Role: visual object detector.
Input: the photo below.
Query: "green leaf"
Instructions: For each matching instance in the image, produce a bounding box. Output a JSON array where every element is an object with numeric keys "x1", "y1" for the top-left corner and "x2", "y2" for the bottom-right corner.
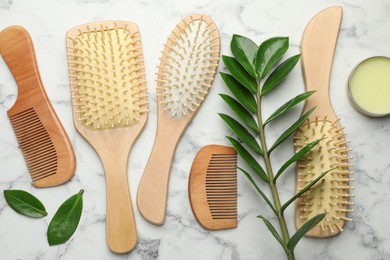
[
  {"x1": 220, "y1": 113, "x2": 262, "y2": 155},
  {"x1": 219, "y1": 94, "x2": 259, "y2": 132},
  {"x1": 238, "y1": 167, "x2": 275, "y2": 213},
  {"x1": 261, "y1": 54, "x2": 301, "y2": 96},
  {"x1": 220, "y1": 72, "x2": 257, "y2": 113},
  {"x1": 274, "y1": 139, "x2": 322, "y2": 182},
  {"x1": 264, "y1": 91, "x2": 315, "y2": 125},
  {"x1": 257, "y1": 215, "x2": 289, "y2": 253},
  {"x1": 231, "y1": 34, "x2": 258, "y2": 78},
  {"x1": 222, "y1": 55, "x2": 257, "y2": 93},
  {"x1": 3, "y1": 190, "x2": 47, "y2": 218},
  {"x1": 256, "y1": 37, "x2": 289, "y2": 79},
  {"x1": 47, "y1": 189, "x2": 84, "y2": 246},
  {"x1": 269, "y1": 107, "x2": 315, "y2": 154},
  {"x1": 287, "y1": 213, "x2": 326, "y2": 251},
  {"x1": 281, "y1": 169, "x2": 332, "y2": 212},
  {"x1": 226, "y1": 136, "x2": 268, "y2": 182}
]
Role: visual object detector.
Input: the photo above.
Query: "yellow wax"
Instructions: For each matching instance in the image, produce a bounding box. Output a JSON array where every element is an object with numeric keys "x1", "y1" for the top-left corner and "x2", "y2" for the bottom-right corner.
[{"x1": 350, "y1": 56, "x2": 390, "y2": 115}]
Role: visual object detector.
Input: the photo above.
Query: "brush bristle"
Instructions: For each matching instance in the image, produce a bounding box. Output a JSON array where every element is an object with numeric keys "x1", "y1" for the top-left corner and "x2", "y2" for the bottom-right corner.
[
  {"x1": 206, "y1": 153, "x2": 237, "y2": 220},
  {"x1": 67, "y1": 22, "x2": 148, "y2": 130},
  {"x1": 295, "y1": 116, "x2": 353, "y2": 233},
  {"x1": 157, "y1": 15, "x2": 220, "y2": 118}
]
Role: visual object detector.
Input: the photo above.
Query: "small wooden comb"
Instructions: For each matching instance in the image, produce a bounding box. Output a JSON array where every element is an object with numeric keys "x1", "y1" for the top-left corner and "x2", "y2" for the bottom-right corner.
[
  {"x1": 0, "y1": 26, "x2": 76, "y2": 188},
  {"x1": 189, "y1": 145, "x2": 237, "y2": 230}
]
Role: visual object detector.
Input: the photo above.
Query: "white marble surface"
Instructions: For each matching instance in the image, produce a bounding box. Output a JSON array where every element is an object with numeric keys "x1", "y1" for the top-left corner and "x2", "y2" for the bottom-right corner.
[{"x1": 0, "y1": 0, "x2": 389, "y2": 259}]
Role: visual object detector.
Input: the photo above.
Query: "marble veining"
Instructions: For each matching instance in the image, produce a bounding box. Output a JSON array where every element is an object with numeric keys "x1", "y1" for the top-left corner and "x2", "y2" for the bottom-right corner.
[{"x1": 1, "y1": 0, "x2": 390, "y2": 259}]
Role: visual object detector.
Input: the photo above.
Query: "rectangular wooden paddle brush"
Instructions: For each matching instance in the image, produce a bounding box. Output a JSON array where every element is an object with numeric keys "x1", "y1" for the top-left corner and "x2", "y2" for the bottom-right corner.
[
  {"x1": 66, "y1": 21, "x2": 148, "y2": 253},
  {"x1": 0, "y1": 26, "x2": 76, "y2": 188}
]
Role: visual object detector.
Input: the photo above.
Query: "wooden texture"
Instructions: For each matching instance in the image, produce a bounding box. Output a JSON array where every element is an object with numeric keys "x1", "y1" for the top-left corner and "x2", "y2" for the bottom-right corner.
[
  {"x1": 294, "y1": 6, "x2": 353, "y2": 238},
  {"x1": 67, "y1": 21, "x2": 148, "y2": 253},
  {"x1": 137, "y1": 14, "x2": 221, "y2": 225},
  {"x1": 0, "y1": 26, "x2": 76, "y2": 188},
  {"x1": 188, "y1": 145, "x2": 237, "y2": 230},
  {"x1": 300, "y1": 6, "x2": 342, "y2": 122}
]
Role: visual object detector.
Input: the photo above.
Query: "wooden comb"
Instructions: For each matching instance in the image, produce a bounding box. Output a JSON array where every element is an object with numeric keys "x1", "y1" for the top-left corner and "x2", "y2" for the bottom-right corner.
[
  {"x1": 137, "y1": 14, "x2": 221, "y2": 225},
  {"x1": 66, "y1": 21, "x2": 148, "y2": 253},
  {"x1": 0, "y1": 26, "x2": 76, "y2": 188},
  {"x1": 189, "y1": 145, "x2": 237, "y2": 230},
  {"x1": 294, "y1": 6, "x2": 353, "y2": 237}
]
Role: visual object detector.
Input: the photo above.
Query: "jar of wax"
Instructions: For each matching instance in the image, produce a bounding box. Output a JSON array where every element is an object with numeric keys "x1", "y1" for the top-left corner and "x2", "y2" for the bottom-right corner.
[{"x1": 348, "y1": 56, "x2": 390, "y2": 117}]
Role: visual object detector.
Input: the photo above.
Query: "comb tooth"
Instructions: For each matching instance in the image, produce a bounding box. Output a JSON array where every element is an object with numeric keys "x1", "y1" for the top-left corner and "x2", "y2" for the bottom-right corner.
[
  {"x1": 24, "y1": 147, "x2": 56, "y2": 163},
  {"x1": 22, "y1": 139, "x2": 55, "y2": 156},
  {"x1": 204, "y1": 149, "x2": 237, "y2": 221},
  {"x1": 30, "y1": 162, "x2": 57, "y2": 177},
  {"x1": 26, "y1": 153, "x2": 57, "y2": 170},
  {"x1": 9, "y1": 108, "x2": 58, "y2": 183}
]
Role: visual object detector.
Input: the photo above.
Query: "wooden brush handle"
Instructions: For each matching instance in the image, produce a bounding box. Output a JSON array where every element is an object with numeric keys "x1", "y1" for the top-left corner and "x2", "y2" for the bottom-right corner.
[
  {"x1": 300, "y1": 6, "x2": 342, "y2": 119},
  {"x1": 137, "y1": 127, "x2": 180, "y2": 225},
  {"x1": 100, "y1": 152, "x2": 137, "y2": 253}
]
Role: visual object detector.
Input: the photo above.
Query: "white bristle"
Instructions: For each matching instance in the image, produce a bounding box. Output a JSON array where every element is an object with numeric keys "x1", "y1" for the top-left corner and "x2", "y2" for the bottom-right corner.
[{"x1": 156, "y1": 15, "x2": 220, "y2": 119}]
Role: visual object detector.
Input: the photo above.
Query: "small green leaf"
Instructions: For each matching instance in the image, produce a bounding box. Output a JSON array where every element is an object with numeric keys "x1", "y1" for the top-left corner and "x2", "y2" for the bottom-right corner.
[
  {"x1": 220, "y1": 72, "x2": 257, "y2": 113},
  {"x1": 274, "y1": 139, "x2": 322, "y2": 182},
  {"x1": 226, "y1": 136, "x2": 268, "y2": 182},
  {"x1": 269, "y1": 107, "x2": 315, "y2": 154},
  {"x1": 239, "y1": 167, "x2": 275, "y2": 213},
  {"x1": 287, "y1": 213, "x2": 326, "y2": 251},
  {"x1": 261, "y1": 54, "x2": 301, "y2": 96},
  {"x1": 219, "y1": 94, "x2": 259, "y2": 132},
  {"x1": 3, "y1": 190, "x2": 47, "y2": 218},
  {"x1": 257, "y1": 215, "x2": 289, "y2": 253},
  {"x1": 281, "y1": 169, "x2": 332, "y2": 212},
  {"x1": 264, "y1": 91, "x2": 315, "y2": 125},
  {"x1": 256, "y1": 37, "x2": 289, "y2": 79},
  {"x1": 47, "y1": 189, "x2": 84, "y2": 246},
  {"x1": 222, "y1": 55, "x2": 257, "y2": 93},
  {"x1": 220, "y1": 113, "x2": 262, "y2": 155},
  {"x1": 231, "y1": 34, "x2": 258, "y2": 78}
]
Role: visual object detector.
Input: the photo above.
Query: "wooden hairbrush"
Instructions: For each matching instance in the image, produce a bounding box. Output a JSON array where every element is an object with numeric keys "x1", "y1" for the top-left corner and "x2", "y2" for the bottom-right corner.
[
  {"x1": 137, "y1": 14, "x2": 221, "y2": 225},
  {"x1": 189, "y1": 145, "x2": 237, "y2": 230},
  {"x1": 294, "y1": 6, "x2": 353, "y2": 238},
  {"x1": 66, "y1": 21, "x2": 148, "y2": 253},
  {"x1": 0, "y1": 26, "x2": 76, "y2": 188}
]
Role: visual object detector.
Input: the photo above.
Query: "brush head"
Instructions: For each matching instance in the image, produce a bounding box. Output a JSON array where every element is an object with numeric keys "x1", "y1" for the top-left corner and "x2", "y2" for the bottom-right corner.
[
  {"x1": 189, "y1": 145, "x2": 237, "y2": 230},
  {"x1": 157, "y1": 14, "x2": 220, "y2": 119},
  {"x1": 295, "y1": 116, "x2": 353, "y2": 237},
  {"x1": 67, "y1": 21, "x2": 148, "y2": 131}
]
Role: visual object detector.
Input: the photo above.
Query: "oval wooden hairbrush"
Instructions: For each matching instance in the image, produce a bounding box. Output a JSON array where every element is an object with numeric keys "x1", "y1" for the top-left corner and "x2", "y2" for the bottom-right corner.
[
  {"x1": 137, "y1": 14, "x2": 221, "y2": 225},
  {"x1": 66, "y1": 21, "x2": 148, "y2": 253},
  {"x1": 0, "y1": 26, "x2": 76, "y2": 188},
  {"x1": 294, "y1": 7, "x2": 353, "y2": 238}
]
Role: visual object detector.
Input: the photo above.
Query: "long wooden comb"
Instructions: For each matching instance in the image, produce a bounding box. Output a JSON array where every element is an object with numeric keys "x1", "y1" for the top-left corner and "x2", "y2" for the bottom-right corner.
[
  {"x1": 0, "y1": 26, "x2": 76, "y2": 187},
  {"x1": 189, "y1": 145, "x2": 237, "y2": 230}
]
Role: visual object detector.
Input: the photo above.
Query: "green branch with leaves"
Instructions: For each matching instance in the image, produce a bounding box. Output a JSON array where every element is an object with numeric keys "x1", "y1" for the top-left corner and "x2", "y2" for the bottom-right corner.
[{"x1": 219, "y1": 35, "x2": 330, "y2": 260}]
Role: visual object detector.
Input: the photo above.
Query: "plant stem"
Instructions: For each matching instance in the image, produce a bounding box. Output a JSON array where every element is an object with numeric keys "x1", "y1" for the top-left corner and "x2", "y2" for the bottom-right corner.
[{"x1": 256, "y1": 81, "x2": 295, "y2": 260}]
